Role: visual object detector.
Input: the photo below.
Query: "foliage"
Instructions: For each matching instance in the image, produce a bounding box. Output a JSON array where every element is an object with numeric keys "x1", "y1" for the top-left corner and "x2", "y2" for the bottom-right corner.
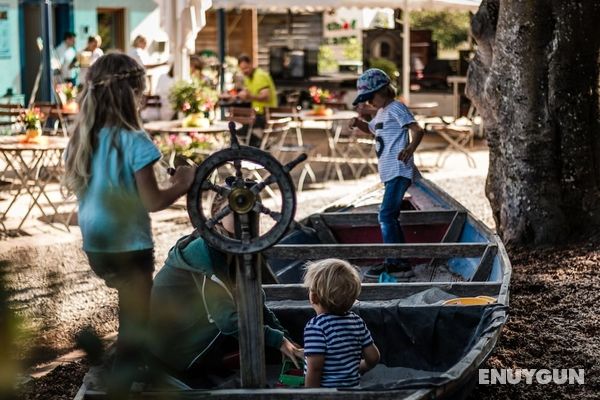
[
  {"x1": 410, "y1": 11, "x2": 471, "y2": 49},
  {"x1": 168, "y1": 79, "x2": 218, "y2": 116},
  {"x1": 55, "y1": 83, "x2": 78, "y2": 102},
  {"x1": 309, "y1": 86, "x2": 332, "y2": 104},
  {"x1": 342, "y1": 37, "x2": 362, "y2": 61},
  {"x1": 153, "y1": 132, "x2": 215, "y2": 165},
  {"x1": 19, "y1": 108, "x2": 44, "y2": 130},
  {"x1": 369, "y1": 58, "x2": 399, "y2": 80},
  {"x1": 318, "y1": 45, "x2": 338, "y2": 74}
]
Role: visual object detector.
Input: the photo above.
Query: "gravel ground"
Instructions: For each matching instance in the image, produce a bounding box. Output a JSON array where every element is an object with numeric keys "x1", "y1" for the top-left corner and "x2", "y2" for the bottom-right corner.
[{"x1": 10, "y1": 159, "x2": 600, "y2": 399}]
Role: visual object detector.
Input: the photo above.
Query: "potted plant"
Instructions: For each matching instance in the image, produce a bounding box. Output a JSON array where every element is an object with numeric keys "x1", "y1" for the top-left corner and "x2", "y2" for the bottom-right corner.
[
  {"x1": 309, "y1": 86, "x2": 333, "y2": 116},
  {"x1": 56, "y1": 83, "x2": 79, "y2": 113},
  {"x1": 19, "y1": 108, "x2": 45, "y2": 143},
  {"x1": 154, "y1": 132, "x2": 215, "y2": 166},
  {"x1": 169, "y1": 79, "x2": 218, "y2": 128}
]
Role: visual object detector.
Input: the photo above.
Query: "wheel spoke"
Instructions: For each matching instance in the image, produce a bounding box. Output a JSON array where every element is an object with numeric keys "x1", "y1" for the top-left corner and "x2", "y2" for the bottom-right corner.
[
  {"x1": 251, "y1": 174, "x2": 277, "y2": 195},
  {"x1": 233, "y1": 159, "x2": 243, "y2": 179},
  {"x1": 254, "y1": 202, "x2": 282, "y2": 223},
  {"x1": 202, "y1": 181, "x2": 231, "y2": 197},
  {"x1": 206, "y1": 205, "x2": 232, "y2": 229}
]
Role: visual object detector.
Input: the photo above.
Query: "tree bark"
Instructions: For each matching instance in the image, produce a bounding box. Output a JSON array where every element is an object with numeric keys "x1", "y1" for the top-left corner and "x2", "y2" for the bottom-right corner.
[{"x1": 467, "y1": 0, "x2": 600, "y2": 245}]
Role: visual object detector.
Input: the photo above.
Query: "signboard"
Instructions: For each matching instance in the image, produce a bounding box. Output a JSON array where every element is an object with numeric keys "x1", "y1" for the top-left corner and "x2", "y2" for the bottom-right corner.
[{"x1": 0, "y1": 4, "x2": 9, "y2": 59}]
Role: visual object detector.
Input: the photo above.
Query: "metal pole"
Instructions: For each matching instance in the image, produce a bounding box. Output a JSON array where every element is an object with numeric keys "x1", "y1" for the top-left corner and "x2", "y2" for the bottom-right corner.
[
  {"x1": 402, "y1": 0, "x2": 410, "y2": 103},
  {"x1": 40, "y1": 0, "x2": 54, "y2": 103},
  {"x1": 218, "y1": 8, "x2": 226, "y2": 120}
]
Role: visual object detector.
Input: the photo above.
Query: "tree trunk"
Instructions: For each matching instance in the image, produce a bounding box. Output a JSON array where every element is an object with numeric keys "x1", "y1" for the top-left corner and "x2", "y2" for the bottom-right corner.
[{"x1": 467, "y1": 0, "x2": 600, "y2": 245}]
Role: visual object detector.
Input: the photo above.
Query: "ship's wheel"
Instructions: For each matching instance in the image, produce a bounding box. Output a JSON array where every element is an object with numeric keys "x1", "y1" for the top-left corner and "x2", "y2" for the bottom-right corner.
[{"x1": 187, "y1": 121, "x2": 306, "y2": 254}]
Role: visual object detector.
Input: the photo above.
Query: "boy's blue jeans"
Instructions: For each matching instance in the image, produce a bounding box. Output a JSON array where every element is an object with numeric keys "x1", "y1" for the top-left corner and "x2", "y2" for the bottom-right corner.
[{"x1": 379, "y1": 176, "x2": 411, "y2": 266}]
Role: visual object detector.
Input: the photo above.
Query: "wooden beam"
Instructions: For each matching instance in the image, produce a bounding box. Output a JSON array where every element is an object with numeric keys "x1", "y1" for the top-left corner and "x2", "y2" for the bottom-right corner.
[
  {"x1": 264, "y1": 243, "x2": 488, "y2": 259},
  {"x1": 265, "y1": 282, "x2": 502, "y2": 302},
  {"x1": 319, "y1": 210, "x2": 457, "y2": 227},
  {"x1": 429, "y1": 211, "x2": 467, "y2": 275},
  {"x1": 470, "y1": 245, "x2": 498, "y2": 282}
]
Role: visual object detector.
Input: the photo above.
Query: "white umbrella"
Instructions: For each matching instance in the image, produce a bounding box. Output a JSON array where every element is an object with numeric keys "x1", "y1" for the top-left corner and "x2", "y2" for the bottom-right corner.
[{"x1": 156, "y1": 0, "x2": 213, "y2": 80}]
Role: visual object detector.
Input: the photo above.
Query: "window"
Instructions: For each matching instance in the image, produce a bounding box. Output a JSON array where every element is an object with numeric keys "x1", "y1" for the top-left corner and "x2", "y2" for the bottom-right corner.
[{"x1": 97, "y1": 8, "x2": 125, "y2": 51}]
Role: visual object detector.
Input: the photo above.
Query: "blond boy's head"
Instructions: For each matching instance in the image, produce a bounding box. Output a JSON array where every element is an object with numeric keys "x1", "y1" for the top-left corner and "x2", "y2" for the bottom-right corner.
[{"x1": 303, "y1": 259, "x2": 361, "y2": 315}]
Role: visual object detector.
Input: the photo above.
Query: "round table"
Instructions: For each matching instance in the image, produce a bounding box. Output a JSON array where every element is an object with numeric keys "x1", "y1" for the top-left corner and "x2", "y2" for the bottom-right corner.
[{"x1": 143, "y1": 119, "x2": 233, "y2": 135}]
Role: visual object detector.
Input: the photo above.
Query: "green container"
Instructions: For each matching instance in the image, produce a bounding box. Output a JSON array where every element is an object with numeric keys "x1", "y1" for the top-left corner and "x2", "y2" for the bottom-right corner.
[{"x1": 278, "y1": 358, "x2": 305, "y2": 387}]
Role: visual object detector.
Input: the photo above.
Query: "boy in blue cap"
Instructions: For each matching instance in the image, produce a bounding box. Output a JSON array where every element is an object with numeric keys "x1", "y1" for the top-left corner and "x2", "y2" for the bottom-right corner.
[{"x1": 349, "y1": 69, "x2": 425, "y2": 280}]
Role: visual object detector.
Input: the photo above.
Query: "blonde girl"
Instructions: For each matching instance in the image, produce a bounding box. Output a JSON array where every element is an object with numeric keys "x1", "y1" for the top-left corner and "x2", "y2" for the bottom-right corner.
[{"x1": 64, "y1": 52, "x2": 195, "y2": 394}]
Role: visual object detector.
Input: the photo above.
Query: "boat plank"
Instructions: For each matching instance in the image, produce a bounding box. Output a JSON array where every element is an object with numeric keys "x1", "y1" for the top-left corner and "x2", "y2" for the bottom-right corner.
[
  {"x1": 264, "y1": 243, "x2": 488, "y2": 259},
  {"x1": 470, "y1": 245, "x2": 498, "y2": 282},
  {"x1": 319, "y1": 210, "x2": 457, "y2": 227},
  {"x1": 264, "y1": 282, "x2": 502, "y2": 301},
  {"x1": 84, "y1": 388, "x2": 429, "y2": 399}
]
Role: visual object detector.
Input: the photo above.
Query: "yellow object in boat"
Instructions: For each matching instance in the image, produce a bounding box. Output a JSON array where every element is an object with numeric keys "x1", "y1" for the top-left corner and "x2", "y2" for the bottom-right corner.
[{"x1": 442, "y1": 296, "x2": 496, "y2": 306}]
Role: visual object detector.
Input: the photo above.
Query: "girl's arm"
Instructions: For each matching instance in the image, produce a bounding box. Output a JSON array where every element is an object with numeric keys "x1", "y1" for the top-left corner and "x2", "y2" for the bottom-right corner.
[
  {"x1": 135, "y1": 164, "x2": 196, "y2": 212},
  {"x1": 305, "y1": 355, "x2": 325, "y2": 387},
  {"x1": 359, "y1": 343, "x2": 380, "y2": 374},
  {"x1": 398, "y1": 122, "x2": 425, "y2": 162}
]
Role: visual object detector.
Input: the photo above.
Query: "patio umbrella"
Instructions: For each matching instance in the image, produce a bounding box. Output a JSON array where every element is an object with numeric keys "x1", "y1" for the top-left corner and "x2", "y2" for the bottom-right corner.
[
  {"x1": 155, "y1": 0, "x2": 213, "y2": 80},
  {"x1": 210, "y1": 0, "x2": 481, "y2": 102}
]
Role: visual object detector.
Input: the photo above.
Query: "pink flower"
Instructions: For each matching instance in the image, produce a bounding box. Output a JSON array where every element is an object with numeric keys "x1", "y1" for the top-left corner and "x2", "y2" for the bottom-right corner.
[
  {"x1": 174, "y1": 134, "x2": 192, "y2": 148},
  {"x1": 182, "y1": 102, "x2": 191, "y2": 112}
]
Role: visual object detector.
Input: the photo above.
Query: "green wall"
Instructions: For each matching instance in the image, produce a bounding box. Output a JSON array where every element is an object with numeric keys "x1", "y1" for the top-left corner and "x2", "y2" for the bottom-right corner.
[
  {"x1": 0, "y1": 0, "x2": 22, "y2": 98},
  {"x1": 73, "y1": 0, "x2": 158, "y2": 51}
]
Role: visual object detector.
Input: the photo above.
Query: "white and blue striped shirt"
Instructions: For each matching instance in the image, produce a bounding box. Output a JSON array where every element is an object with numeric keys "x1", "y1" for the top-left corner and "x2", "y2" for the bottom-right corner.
[
  {"x1": 368, "y1": 101, "x2": 417, "y2": 183},
  {"x1": 303, "y1": 312, "x2": 374, "y2": 387}
]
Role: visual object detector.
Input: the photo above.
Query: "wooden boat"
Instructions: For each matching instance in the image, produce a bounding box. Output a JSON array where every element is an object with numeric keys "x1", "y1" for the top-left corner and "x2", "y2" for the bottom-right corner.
[{"x1": 81, "y1": 177, "x2": 510, "y2": 399}]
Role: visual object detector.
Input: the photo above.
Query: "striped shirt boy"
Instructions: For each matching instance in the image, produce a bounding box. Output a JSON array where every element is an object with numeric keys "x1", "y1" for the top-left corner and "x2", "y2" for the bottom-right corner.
[
  {"x1": 303, "y1": 312, "x2": 374, "y2": 387},
  {"x1": 368, "y1": 100, "x2": 417, "y2": 183}
]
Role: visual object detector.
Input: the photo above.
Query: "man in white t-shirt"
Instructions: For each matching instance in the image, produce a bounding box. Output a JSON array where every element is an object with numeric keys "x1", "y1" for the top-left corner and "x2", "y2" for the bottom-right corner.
[{"x1": 53, "y1": 32, "x2": 77, "y2": 83}]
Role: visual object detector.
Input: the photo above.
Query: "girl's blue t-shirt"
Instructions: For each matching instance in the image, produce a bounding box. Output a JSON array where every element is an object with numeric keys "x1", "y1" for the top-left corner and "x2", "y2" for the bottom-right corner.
[{"x1": 78, "y1": 127, "x2": 161, "y2": 253}]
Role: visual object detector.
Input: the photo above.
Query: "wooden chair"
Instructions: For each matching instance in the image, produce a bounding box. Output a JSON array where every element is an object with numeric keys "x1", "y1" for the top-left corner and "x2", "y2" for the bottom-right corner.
[{"x1": 228, "y1": 107, "x2": 256, "y2": 145}]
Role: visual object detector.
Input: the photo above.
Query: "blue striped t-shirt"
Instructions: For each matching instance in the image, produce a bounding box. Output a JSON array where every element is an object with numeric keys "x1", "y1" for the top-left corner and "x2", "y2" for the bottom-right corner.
[
  {"x1": 368, "y1": 101, "x2": 417, "y2": 183},
  {"x1": 303, "y1": 312, "x2": 374, "y2": 387}
]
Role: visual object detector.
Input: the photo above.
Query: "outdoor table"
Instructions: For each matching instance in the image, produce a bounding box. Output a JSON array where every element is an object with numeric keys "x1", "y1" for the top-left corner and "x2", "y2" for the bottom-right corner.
[
  {"x1": 408, "y1": 101, "x2": 439, "y2": 115},
  {"x1": 143, "y1": 119, "x2": 233, "y2": 135},
  {"x1": 0, "y1": 136, "x2": 69, "y2": 232}
]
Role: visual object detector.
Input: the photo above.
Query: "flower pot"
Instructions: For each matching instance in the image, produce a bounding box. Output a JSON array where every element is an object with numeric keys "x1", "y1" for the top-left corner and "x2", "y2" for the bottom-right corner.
[
  {"x1": 25, "y1": 127, "x2": 42, "y2": 141},
  {"x1": 312, "y1": 105, "x2": 332, "y2": 116},
  {"x1": 182, "y1": 113, "x2": 210, "y2": 128}
]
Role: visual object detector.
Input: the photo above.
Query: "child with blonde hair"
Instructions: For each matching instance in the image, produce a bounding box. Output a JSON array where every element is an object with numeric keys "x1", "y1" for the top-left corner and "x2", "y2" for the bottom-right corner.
[
  {"x1": 303, "y1": 259, "x2": 380, "y2": 388},
  {"x1": 64, "y1": 52, "x2": 195, "y2": 394}
]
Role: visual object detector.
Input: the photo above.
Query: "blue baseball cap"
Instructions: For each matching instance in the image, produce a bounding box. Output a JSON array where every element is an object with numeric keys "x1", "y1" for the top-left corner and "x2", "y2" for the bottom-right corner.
[{"x1": 353, "y1": 68, "x2": 391, "y2": 106}]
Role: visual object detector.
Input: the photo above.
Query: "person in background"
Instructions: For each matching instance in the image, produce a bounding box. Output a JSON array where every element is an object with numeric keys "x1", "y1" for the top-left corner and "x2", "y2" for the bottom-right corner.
[
  {"x1": 349, "y1": 69, "x2": 425, "y2": 281},
  {"x1": 128, "y1": 35, "x2": 167, "y2": 70},
  {"x1": 54, "y1": 32, "x2": 77, "y2": 84},
  {"x1": 78, "y1": 35, "x2": 104, "y2": 83},
  {"x1": 237, "y1": 54, "x2": 277, "y2": 128},
  {"x1": 303, "y1": 258, "x2": 380, "y2": 388},
  {"x1": 154, "y1": 64, "x2": 176, "y2": 120},
  {"x1": 63, "y1": 53, "x2": 196, "y2": 397}
]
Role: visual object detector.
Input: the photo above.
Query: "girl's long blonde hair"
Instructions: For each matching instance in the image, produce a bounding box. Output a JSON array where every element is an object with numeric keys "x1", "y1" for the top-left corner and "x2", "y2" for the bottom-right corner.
[{"x1": 64, "y1": 52, "x2": 146, "y2": 195}]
